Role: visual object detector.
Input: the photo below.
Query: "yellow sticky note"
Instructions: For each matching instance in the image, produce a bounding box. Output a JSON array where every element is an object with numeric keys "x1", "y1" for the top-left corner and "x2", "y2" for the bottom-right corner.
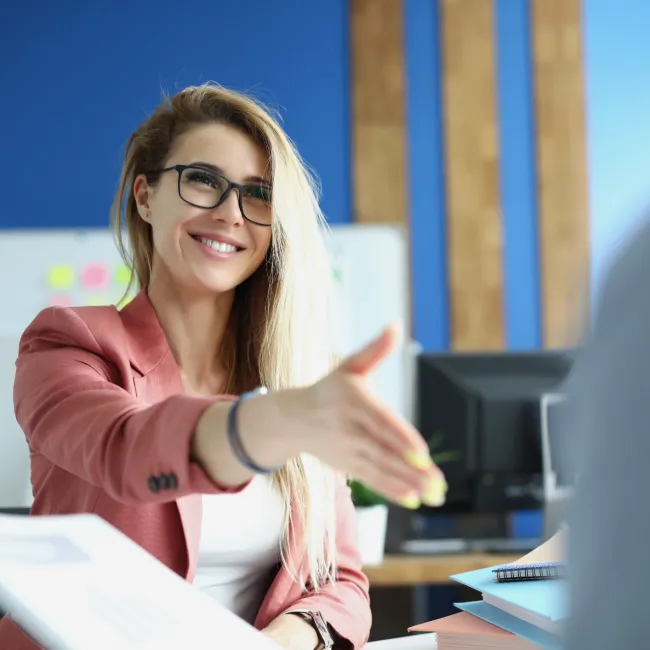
[
  {"x1": 48, "y1": 265, "x2": 75, "y2": 289},
  {"x1": 115, "y1": 264, "x2": 132, "y2": 287}
]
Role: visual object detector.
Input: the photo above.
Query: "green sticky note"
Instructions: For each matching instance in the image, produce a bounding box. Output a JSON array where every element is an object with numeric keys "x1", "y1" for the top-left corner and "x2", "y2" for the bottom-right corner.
[
  {"x1": 48, "y1": 265, "x2": 75, "y2": 289},
  {"x1": 115, "y1": 264, "x2": 132, "y2": 286}
]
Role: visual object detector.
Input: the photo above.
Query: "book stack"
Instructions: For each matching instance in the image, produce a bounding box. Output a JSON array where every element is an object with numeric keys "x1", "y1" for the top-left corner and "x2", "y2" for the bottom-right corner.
[{"x1": 408, "y1": 533, "x2": 567, "y2": 649}]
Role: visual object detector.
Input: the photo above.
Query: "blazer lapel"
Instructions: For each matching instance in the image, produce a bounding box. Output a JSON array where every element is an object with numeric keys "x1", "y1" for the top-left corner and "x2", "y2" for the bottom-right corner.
[{"x1": 118, "y1": 290, "x2": 203, "y2": 580}]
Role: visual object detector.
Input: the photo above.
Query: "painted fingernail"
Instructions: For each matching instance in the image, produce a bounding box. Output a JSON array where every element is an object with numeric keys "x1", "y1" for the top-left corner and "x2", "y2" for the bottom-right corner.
[
  {"x1": 398, "y1": 492, "x2": 421, "y2": 509},
  {"x1": 404, "y1": 449, "x2": 433, "y2": 471},
  {"x1": 422, "y1": 476, "x2": 447, "y2": 507}
]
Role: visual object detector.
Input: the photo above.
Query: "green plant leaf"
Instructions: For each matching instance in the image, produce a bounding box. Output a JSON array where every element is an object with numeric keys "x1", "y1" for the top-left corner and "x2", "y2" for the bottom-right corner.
[{"x1": 348, "y1": 480, "x2": 387, "y2": 507}]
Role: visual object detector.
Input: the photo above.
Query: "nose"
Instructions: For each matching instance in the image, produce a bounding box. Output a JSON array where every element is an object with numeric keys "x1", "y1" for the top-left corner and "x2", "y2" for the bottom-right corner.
[{"x1": 212, "y1": 187, "x2": 244, "y2": 226}]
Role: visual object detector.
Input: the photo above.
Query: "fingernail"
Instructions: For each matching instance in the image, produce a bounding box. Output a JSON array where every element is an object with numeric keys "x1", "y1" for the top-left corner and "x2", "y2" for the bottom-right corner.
[
  {"x1": 404, "y1": 449, "x2": 433, "y2": 471},
  {"x1": 398, "y1": 492, "x2": 421, "y2": 509},
  {"x1": 422, "y1": 476, "x2": 447, "y2": 507}
]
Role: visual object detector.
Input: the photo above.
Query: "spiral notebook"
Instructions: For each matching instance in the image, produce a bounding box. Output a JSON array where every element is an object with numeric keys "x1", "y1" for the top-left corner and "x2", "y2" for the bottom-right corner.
[{"x1": 492, "y1": 561, "x2": 566, "y2": 583}]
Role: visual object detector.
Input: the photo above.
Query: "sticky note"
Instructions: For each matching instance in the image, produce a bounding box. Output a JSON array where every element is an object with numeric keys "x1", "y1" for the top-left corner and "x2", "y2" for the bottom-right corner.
[
  {"x1": 81, "y1": 263, "x2": 109, "y2": 290},
  {"x1": 84, "y1": 294, "x2": 109, "y2": 306},
  {"x1": 48, "y1": 265, "x2": 75, "y2": 289},
  {"x1": 115, "y1": 264, "x2": 132, "y2": 287},
  {"x1": 48, "y1": 294, "x2": 72, "y2": 307}
]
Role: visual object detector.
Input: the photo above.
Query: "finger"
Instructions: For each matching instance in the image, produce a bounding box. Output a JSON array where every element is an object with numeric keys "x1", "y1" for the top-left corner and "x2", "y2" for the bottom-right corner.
[
  {"x1": 354, "y1": 435, "x2": 428, "y2": 495},
  {"x1": 351, "y1": 465, "x2": 418, "y2": 507},
  {"x1": 338, "y1": 322, "x2": 402, "y2": 376},
  {"x1": 353, "y1": 388, "x2": 436, "y2": 466},
  {"x1": 351, "y1": 406, "x2": 433, "y2": 483}
]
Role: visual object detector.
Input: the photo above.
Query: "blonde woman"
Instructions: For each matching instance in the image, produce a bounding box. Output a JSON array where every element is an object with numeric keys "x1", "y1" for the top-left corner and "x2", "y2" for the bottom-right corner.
[{"x1": 0, "y1": 84, "x2": 446, "y2": 650}]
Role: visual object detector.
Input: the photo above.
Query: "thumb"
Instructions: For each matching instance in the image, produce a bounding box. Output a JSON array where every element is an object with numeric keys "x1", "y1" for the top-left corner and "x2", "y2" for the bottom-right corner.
[{"x1": 339, "y1": 322, "x2": 403, "y2": 375}]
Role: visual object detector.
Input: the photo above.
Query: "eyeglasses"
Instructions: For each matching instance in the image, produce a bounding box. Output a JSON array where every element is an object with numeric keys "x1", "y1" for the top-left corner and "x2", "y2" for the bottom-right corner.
[{"x1": 148, "y1": 164, "x2": 273, "y2": 227}]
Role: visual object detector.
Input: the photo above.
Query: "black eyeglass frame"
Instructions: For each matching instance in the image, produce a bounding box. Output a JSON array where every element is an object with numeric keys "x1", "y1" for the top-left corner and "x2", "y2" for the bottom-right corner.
[{"x1": 148, "y1": 164, "x2": 273, "y2": 227}]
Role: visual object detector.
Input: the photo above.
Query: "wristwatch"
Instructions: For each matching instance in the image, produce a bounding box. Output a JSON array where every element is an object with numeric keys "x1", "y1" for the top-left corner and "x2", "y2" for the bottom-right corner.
[{"x1": 287, "y1": 610, "x2": 334, "y2": 649}]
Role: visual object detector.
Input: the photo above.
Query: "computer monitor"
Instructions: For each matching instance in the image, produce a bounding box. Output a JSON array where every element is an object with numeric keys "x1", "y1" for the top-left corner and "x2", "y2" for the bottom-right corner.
[{"x1": 415, "y1": 350, "x2": 575, "y2": 513}]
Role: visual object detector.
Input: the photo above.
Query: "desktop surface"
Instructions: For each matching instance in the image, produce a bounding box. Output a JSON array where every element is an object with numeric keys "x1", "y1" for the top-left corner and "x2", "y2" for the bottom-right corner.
[{"x1": 364, "y1": 633, "x2": 436, "y2": 649}]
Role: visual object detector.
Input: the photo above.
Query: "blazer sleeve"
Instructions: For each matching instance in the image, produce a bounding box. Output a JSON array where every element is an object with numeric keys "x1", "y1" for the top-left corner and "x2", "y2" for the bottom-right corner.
[
  {"x1": 13, "y1": 306, "x2": 248, "y2": 504},
  {"x1": 282, "y1": 480, "x2": 371, "y2": 650}
]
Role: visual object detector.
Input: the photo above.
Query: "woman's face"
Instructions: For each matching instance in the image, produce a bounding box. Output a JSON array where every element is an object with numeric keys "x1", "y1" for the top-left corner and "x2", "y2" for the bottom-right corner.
[{"x1": 134, "y1": 123, "x2": 273, "y2": 296}]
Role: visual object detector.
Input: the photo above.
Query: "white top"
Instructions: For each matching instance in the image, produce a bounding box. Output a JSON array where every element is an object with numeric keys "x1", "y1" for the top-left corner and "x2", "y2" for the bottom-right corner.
[{"x1": 193, "y1": 476, "x2": 286, "y2": 624}]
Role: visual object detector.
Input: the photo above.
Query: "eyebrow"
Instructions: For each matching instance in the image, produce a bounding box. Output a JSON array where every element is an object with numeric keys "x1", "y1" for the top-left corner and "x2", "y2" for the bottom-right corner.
[{"x1": 190, "y1": 161, "x2": 271, "y2": 186}]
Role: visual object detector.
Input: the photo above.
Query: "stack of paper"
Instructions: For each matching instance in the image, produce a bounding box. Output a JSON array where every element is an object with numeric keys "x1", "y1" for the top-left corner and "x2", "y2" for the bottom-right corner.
[
  {"x1": 410, "y1": 611, "x2": 538, "y2": 649},
  {"x1": 409, "y1": 533, "x2": 567, "y2": 649},
  {"x1": 0, "y1": 514, "x2": 280, "y2": 650}
]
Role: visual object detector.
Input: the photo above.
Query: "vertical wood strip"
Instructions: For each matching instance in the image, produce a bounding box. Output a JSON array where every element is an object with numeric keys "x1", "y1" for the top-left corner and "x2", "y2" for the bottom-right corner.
[
  {"x1": 441, "y1": 0, "x2": 504, "y2": 350},
  {"x1": 350, "y1": 0, "x2": 408, "y2": 224},
  {"x1": 531, "y1": 0, "x2": 589, "y2": 347}
]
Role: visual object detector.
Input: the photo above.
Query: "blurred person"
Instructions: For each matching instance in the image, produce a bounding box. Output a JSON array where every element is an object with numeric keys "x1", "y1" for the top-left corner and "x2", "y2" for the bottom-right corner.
[
  {"x1": 0, "y1": 83, "x2": 447, "y2": 650},
  {"x1": 563, "y1": 218, "x2": 650, "y2": 649}
]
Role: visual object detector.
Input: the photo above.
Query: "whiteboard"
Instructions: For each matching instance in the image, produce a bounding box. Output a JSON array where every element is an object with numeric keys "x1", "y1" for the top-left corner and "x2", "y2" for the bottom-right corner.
[{"x1": 0, "y1": 224, "x2": 410, "y2": 507}]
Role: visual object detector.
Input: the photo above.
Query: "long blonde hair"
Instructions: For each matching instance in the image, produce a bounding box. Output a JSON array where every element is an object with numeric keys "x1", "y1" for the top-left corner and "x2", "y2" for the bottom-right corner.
[{"x1": 110, "y1": 83, "x2": 339, "y2": 590}]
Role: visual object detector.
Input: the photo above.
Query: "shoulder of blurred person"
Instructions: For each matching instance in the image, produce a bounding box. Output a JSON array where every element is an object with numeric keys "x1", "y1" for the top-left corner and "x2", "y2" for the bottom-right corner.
[{"x1": 564, "y1": 216, "x2": 650, "y2": 650}]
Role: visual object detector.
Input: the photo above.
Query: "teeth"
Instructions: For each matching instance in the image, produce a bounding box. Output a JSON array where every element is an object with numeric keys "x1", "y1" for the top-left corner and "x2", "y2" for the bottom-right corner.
[{"x1": 198, "y1": 237, "x2": 238, "y2": 253}]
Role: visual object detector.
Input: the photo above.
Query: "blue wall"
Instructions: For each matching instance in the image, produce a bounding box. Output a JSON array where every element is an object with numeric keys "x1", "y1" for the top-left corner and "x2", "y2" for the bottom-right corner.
[
  {"x1": 583, "y1": 1, "x2": 650, "y2": 298},
  {"x1": 4, "y1": 1, "x2": 648, "y2": 329},
  {"x1": 405, "y1": 0, "x2": 650, "y2": 351},
  {"x1": 0, "y1": 1, "x2": 351, "y2": 228},
  {"x1": 405, "y1": 0, "x2": 541, "y2": 352}
]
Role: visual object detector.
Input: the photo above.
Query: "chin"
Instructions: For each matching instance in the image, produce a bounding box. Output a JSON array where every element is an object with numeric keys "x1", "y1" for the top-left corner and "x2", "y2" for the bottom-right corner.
[{"x1": 194, "y1": 275, "x2": 242, "y2": 296}]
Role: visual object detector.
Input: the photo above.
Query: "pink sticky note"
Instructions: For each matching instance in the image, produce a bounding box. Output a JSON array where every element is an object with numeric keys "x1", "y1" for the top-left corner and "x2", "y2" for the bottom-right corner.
[
  {"x1": 48, "y1": 294, "x2": 72, "y2": 307},
  {"x1": 81, "y1": 263, "x2": 109, "y2": 290}
]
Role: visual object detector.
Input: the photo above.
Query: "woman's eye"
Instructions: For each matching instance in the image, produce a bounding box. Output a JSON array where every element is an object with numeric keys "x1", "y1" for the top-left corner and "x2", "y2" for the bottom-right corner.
[
  {"x1": 187, "y1": 172, "x2": 216, "y2": 187},
  {"x1": 245, "y1": 185, "x2": 271, "y2": 202}
]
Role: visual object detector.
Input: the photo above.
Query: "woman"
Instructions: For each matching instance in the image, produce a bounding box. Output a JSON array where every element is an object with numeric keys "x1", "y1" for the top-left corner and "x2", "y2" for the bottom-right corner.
[{"x1": 0, "y1": 84, "x2": 446, "y2": 649}]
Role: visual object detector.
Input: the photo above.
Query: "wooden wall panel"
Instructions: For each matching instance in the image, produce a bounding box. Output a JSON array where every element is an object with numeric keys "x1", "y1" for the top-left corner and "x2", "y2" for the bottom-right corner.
[
  {"x1": 531, "y1": 0, "x2": 589, "y2": 347},
  {"x1": 441, "y1": 0, "x2": 504, "y2": 350},
  {"x1": 350, "y1": 0, "x2": 408, "y2": 224}
]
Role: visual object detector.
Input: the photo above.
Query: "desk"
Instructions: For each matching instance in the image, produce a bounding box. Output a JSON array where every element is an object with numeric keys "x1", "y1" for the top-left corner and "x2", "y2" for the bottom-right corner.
[
  {"x1": 364, "y1": 554, "x2": 520, "y2": 586},
  {"x1": 365, "y1": 633, "x2": 436, "y2": 649}
]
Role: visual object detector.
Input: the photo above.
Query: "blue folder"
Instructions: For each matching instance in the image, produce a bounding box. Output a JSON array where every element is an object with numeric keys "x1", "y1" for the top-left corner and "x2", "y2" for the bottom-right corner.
[
  {"x1": 454, "y1": 601, "x2": 563, "y2": 649},
  {"x1": 450, "y1": 566, "x2": 567, "y2": 624}
]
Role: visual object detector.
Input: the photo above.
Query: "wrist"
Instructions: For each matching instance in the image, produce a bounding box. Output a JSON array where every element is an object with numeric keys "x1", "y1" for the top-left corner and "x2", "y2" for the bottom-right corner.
[
  {"x1": 237, "y1": 388, "x2": 303, "y2": 464},
  {"x1": 282, "y1": 613, "x2": 321, "y2": 650}
]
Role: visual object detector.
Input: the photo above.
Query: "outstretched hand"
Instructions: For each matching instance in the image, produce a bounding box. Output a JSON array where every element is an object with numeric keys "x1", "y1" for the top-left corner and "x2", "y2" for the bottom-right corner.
[{"x1": 291, "y1": 323, "x2": 447, "y2": 508}]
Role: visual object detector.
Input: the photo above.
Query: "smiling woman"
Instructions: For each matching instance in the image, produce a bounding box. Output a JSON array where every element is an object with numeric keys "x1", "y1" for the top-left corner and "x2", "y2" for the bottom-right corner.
[
  {"x1": 0, "y1": 83, "x2": 447, "y2": 650},
  {"x1": 129, "y1": 122, "x2": 274, "y2": 298}
]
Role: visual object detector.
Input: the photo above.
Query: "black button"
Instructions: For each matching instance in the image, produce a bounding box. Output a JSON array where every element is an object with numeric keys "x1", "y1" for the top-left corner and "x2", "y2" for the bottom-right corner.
[
  {"x1": 166, "y1": 472, "x2": 178, "y2": 490},
  {"x1": 147, "y1": 476, "x2": 160, "y2": 493}
]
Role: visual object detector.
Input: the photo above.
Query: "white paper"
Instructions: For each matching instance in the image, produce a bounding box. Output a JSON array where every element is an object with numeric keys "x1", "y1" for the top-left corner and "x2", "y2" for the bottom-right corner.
[{"x1": 0, "y1": 514, "x2": 280, "y2": 650}]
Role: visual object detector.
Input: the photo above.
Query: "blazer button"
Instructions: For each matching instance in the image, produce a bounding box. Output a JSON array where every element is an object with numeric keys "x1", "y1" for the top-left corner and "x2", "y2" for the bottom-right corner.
[
  {"x1": 166, "y1": 472, "x2": 178, "y2": 490},
  {"x1": 147, "y1": 476, "x2": 160, "y2": 493}
]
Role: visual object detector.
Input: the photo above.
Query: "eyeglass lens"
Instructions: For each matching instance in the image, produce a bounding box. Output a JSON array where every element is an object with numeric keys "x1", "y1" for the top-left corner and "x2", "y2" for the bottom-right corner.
[{"x1": 179, "y1": 167, "x2": 272, "y2": 225}]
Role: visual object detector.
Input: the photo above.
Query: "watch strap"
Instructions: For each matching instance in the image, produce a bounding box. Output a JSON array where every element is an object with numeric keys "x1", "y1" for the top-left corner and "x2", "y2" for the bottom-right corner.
[{"x1": 286, "y1": 610, "x2": 334, "y2": 649}]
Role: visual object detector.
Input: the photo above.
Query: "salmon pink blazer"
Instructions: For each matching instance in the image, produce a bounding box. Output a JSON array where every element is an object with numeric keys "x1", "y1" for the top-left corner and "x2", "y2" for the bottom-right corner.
[{"x1": 0, "y1": 291, "x2": 371, "y2": 649}]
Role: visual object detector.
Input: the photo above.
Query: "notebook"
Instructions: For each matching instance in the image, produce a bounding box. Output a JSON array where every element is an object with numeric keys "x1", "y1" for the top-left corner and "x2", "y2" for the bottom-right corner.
[
  {"x1": 491, "y1": 561, "x2": 566, "y2": 583},
  {"x1": 450, "y1": 566, "x2": 567, "y2": 636},
  {"x1": 409, "y1": 611, "x2": 538, "y2": 649},
  {"x1": 0, "y1": 514, "x2": 278, "y2": 650}
]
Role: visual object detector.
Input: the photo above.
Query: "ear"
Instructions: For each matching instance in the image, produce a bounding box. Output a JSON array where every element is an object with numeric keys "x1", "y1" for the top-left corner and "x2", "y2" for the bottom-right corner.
[{"x1": 133, "y1": 174, "x2": 153, "y2": 223}]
